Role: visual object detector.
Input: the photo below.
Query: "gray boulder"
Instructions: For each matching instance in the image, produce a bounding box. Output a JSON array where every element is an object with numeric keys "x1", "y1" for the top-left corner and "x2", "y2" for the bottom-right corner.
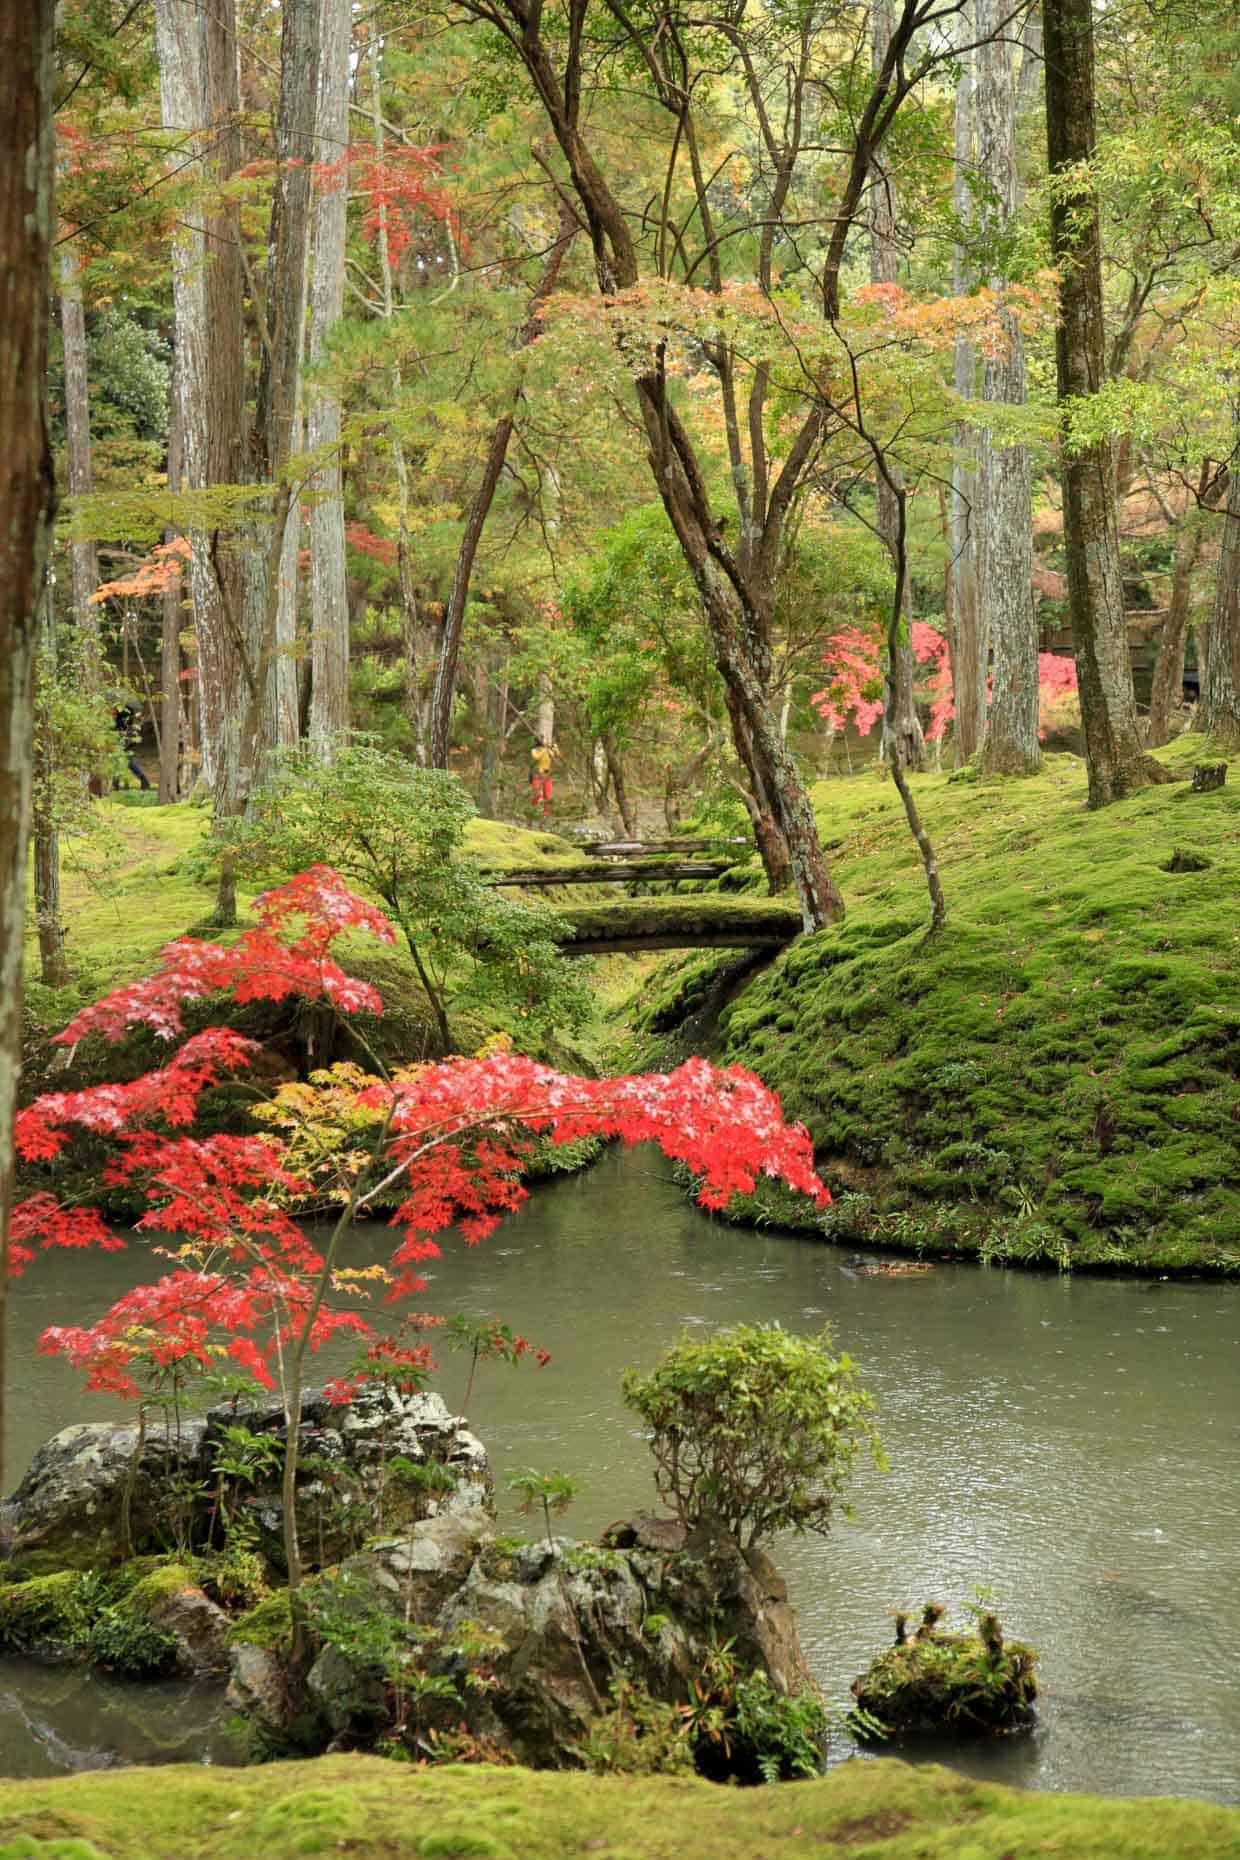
[
  {"x1": 294, "y1": 1512, "x2": 815, "y2": 1768},
  {"x1": 2, "y1": 1386, "x2": 490, "y2": 1576}
]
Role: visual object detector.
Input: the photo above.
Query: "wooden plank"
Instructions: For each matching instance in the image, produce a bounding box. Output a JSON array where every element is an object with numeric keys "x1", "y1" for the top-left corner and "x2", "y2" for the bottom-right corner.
[
  {"x1": 572, "y1": 837, "x2": 750, "y2": 857},
  {"x1": 485, "y1": 859, "x2": 736, "y2": 886}
]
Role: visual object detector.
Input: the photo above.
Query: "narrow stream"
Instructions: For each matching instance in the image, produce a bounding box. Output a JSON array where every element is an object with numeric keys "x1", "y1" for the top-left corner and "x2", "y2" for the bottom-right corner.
[{"x1": 5, "y1": 1149, "x2": 1239, "y2": 1801}]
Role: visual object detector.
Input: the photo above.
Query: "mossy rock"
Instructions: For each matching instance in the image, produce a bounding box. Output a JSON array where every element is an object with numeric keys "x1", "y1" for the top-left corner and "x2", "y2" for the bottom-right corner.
[{"x1": 851, "y1": 1603, "x2": 1038, "y2": 1738}]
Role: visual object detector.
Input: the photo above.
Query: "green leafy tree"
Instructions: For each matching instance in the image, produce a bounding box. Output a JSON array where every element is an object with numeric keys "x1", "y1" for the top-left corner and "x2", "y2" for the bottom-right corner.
[
  {"x1": 622, "y1": 1324, "x2": 883, "y2": 1548},
  {"x1": 239, "y1": 745, "x2": 590, "y2": 1051}
]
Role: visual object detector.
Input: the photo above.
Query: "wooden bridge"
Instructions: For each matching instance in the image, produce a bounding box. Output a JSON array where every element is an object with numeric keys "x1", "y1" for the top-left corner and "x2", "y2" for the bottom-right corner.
[
  {"x1": 550, "y1": 896, "x2": 802, "y2": 955},
  {"x1": 484, "y1": 834, "x2": 801, "y2": 954}
]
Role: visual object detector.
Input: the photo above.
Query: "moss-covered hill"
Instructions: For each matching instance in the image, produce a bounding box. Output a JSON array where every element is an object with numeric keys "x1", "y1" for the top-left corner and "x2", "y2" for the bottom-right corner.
[
  {"x1": 20, "y1": 799, "x2": 588, "y2": 1092},
  {"x1": 625, "y1": 738, "x2": 1240, "y2": 1274},
  {"x1": 2, "y1": 1754, "x2": 1238, "y2": 1860}
]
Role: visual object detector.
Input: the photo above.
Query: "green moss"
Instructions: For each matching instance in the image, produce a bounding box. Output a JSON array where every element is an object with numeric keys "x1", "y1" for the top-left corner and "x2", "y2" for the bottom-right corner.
[
  {"x1": 229, "y1": 1591, "x2": 294, "y2": 1654},
  {"x1": 0, "y1": 1754, "x2": 1234, "y2": 1858},
  {"x1": 0, "y1": 1573, "x2": 92, "y2": 1652},
  {"x1": 650, "y1": 743, "x2": 1240, "y2": 1273}
]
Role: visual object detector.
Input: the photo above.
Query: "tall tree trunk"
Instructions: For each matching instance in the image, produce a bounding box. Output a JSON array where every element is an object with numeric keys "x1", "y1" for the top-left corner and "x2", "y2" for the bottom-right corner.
[
  {"x1": 0, "y1": 0, "x2": 56, "y2": 1494},
  {"x1": 602, "y1": 735, "x2": 636, "y2": 837},
  {"x1": 159, "y1": 383, "x2": 184, "y2": 803},
  {"x1": 1043, "y1": 0, "x2": 1168, "y2": 803},
  {"x1": 1200, "y1": 434, "x2": 1240, "y2": 745},
  {"x1": 869, "y1": 0, "x2": 925, "y2": 773},
  {"x1": 32, "y1": 588, "x2": 68, "y2": 986},
  {"x1": 976, "y1": 0, "x2": 1039, "y2": 775},
  {"x1": 950, "y1": 23, "x2": 983, "y2": 762},
  {"x1": 475, "y1": 647, "x2": 506, "y2": 818},
  {"x1": 58, "y1": 245, "x2": 102, "y2": 689},
  {"x1": 428, "y1": 212, "x2": 575, "y2": 769},
  {"x1": 307, "y1": 0, "x2": 351, "y2": 762},
  {"x1": 1148, "y1": 490, "x2": 1207, "y2": 748}
]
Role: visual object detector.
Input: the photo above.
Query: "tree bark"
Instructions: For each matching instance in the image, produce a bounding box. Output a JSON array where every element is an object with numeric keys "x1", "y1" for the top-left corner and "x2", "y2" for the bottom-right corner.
[
  {"x1": 950, "y1": 18, "x2": 984, "y2": 761},
  {"x1": 1042, "y1": 0, "x2": 1169, "y2": 803},
  {"x1": 976, "y1": 0, "x2": 1039, "y2": 776},
  {"x1": 869, "y1": 0, "x2": 924, "y2": 773},
  {"x1": 307, "y1": 0, "x2": 351, "y2": 762},
  {"x1": 0, "y1": 0, "x2": 56, "y2": 1494},
  {"x1": 1147, "y1": 494, "x2": 1207, "y2": 748},
  {"x1": 159, "y1": 383, "x2": 184, "y2": 803},
  {"x1": 57, "y1": 244, "x2": 102, "y2": 689},
  {"x1": 33, "y1": 588, "x2": 68, "y2": 986},
  {"x1": 1200, "y1": 436, "x2": 1240, "y2": 745}
]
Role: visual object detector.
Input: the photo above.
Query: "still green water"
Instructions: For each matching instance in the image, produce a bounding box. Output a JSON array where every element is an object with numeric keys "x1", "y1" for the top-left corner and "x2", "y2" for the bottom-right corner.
[{"x1": 4, "y1": 1148, "x2": 1238, "y2": 1801}]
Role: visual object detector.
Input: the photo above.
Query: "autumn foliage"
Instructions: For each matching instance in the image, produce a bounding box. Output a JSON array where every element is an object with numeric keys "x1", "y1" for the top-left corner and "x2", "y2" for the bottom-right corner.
[{"x1": 15, "y1": 869, "x2": 827, "y2": 1407}]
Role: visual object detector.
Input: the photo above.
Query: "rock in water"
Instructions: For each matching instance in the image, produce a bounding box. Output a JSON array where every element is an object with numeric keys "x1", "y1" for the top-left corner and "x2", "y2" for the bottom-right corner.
[{"x1": 1, "y1": 1387, "x2": 490, "y2": 1574}]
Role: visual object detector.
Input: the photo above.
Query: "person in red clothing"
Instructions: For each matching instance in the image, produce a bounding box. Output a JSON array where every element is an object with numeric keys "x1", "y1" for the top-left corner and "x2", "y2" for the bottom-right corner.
[{"x1": 528, "y1": 739, "x2": 559, "y2": 817}]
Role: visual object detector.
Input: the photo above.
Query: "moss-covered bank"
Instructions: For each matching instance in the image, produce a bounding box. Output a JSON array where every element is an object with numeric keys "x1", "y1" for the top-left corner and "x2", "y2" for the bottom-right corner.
[
  {"x1": 623, "y1": 740, "x2": 1240, "y2": 1273},
  {"x1": 1, "y1": 1754, "x2": 1237, "y2": 1859}
]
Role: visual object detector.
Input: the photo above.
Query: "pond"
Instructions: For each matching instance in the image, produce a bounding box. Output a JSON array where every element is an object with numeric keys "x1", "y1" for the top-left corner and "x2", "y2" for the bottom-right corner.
[{"x1": 5, "y1": 1148, "x2": 1239, "y2": 1801}]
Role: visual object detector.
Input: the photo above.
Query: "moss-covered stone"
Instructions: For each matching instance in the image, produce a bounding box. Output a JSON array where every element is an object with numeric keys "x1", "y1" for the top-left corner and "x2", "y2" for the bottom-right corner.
[{"x1": 851, "y1": 1603, "x2": 1038, "y2": 1739}]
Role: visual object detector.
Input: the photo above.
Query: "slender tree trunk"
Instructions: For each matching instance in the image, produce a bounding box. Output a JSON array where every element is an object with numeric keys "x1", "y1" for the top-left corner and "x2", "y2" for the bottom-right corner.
[
  {"x1": 950, "y1": 25, "x2": 983, "y2": 762},
  {"x1": 428, "y1": 213, "x2": 575, "y2": 769},
  {"x1": 58, "y1": 245, "x2": 102, "y2": 689},
  {"x1": 1200, "y1": 434, "x2": 1240, "y2": 745},
  {"x1": 476, "y1": 648, "x2": 506, "y2": 817},
  {"x1": 0, "y1": 0, "x2": 56, "y2": 1494},
  {"x1": 159, "y1": 385, "x2": 184, "y2": 803},
  {"x1": 307, "y1": 0, "x2": 351, "y2": 762},
  {"x1": 33, "y1": 588, "x2": 68, "y2": 986},
  {"x1": 976, "y1": 0, "x2": 1039, "y2": 775},
  {"x1": 602, "y1": 735, "x2": 636, "y2": 837},
  {"x1": 1043, "y1": 0, "x2": 1168, "y2": 802},
  {"x1": 1148, "y1": 498, "x2": 1207, "y2": 747},
  {"x1": 870, "y1": 0, "x2": 925, "y2": 772}
]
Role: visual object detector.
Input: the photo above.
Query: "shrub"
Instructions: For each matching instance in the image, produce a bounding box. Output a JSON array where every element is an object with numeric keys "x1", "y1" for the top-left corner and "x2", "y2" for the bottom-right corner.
[{"x1": 621, "y1": 1323, "x2": 882, "y2": 1547}]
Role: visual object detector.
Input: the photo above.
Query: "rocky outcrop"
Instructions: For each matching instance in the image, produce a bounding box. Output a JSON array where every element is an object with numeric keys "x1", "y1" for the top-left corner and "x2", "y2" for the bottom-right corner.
[
  {"x1": 1, "y1": 1387, "x2": 489, "y2": 1575},
  {"x1": 274, "y1": 1512, "x2": 815, "y2": 1769}
]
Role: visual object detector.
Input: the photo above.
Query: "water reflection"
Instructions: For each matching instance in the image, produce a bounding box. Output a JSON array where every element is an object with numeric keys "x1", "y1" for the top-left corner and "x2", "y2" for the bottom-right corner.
[{"x1": 5, "y1": 1147, "x2": 1239, "y2": 1801}]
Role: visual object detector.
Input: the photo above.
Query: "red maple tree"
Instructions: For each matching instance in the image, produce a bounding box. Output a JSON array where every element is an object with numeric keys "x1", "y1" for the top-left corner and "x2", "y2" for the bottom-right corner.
[{"x1": 13, "y1": 868, "x2": 827, "y2": 1586}]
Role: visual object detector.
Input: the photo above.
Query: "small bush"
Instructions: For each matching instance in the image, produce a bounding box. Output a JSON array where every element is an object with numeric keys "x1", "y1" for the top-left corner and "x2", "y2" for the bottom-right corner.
[{"x1": 621, "y1": 1323, "x2": 882, "y2": 1547}]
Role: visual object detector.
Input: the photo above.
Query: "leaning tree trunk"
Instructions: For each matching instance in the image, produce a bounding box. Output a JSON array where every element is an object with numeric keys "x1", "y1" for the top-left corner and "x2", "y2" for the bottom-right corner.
[
  {"x1": 1147, "y1": 495, "x2": 1207, "y2": 747},
  {"x1": 869, "y1": 0, "x2": 925, "y2": 772},
  {"x1": 1199, "y1": 428, "x2": 1240, "y2": 746},
  {"x1": 950, "y1": 22, "x2": 984, "y2": 762},
  {"x1": 0, "y1": 0, "x2": 56, "y2": 1494},
  {"x1": 429, "y1": 212, "x2": 575, "y2": 769},
  {"x1": 58, "y1": 244, "x2": 102, "y2": 689},
  {"x1": 976, "y1": 0, "x2": 1039, "y2": 775},
  {"x1": 1043, "y1": 0, "x2": 1168, "y2": 803},
  {"x1": 307, "y1": 0, "x2": 351, "y2": 762}
]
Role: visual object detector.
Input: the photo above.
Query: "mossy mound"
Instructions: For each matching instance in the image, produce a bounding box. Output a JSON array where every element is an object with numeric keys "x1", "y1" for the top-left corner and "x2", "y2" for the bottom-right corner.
[
  {"x1": 0, "y1": 1560, "x2": 185, "y2": 1675},
  {"x1": 0, "y1": 1753, "x2": 1236, "y2": 1859},
  {"x1": 851, "y1": 1603, "x2": 1038, "y2": 1739},
  {"x1": 631, "y1": 742, "x2": 1240, "y2": 1272}
]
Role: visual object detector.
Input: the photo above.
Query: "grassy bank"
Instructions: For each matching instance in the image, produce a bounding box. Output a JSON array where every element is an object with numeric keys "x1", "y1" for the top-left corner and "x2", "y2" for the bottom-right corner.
[
  {"x1": 623, "y1": 738, "x2": 1240, "y2": 1273},
  {"x1": 1, "y1": 1754, "x2": 1238, "y2": 1859}
]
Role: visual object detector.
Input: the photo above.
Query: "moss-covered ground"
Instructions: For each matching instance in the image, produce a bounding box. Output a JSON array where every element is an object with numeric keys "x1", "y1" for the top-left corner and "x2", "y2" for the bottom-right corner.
[
  {"x1": 0, "y1": 1754, "x2": 1237, "y2": 1860},
  {"x1": 620, "y1": 738, "x2": 1240, "y2": 1273}
]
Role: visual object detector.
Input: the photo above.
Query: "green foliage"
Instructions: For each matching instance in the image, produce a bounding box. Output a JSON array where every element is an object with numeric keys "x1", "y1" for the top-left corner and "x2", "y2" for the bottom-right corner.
[
  {"x1": 683, "y1": 1640, "x2": 828, "y2": 1785},
  {"x1": 850, "y1": 1600, "x2": 1038, "y2": 1739},
  {"x1": 574, "y1": 1677, "x2": 695, "y2": 1777},
  {"x1": 237, "y1": 747, "x2": 592, "y2": 1048},
  {"x1": 622, "y1": 1324, "x2": 882, "y2": 1548},
  {"x1": 505, "y1": 1469, "x2": 579, "y2": 1548}
]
